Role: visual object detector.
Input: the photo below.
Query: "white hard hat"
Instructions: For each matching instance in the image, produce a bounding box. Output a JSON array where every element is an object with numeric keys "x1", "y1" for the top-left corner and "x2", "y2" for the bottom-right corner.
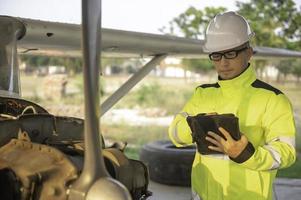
[{"x1": 203, "y1": 11, "x2": 254, "y2": 53}]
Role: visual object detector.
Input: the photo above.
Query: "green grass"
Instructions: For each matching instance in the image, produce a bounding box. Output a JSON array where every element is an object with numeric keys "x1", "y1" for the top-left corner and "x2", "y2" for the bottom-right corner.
[
  {"x1": 103, "y1": 76, "x2": 196, "y2": 114},
  {"x1": 124, "y1": 146, "x2": 141, "y2": 160},
  {"x1": 102, "y1": 124, "x2": 169, "y2": 145},
  {"x1": 19, "y1": 73, "x2": 301, "y2": 178},
  {"x1": 102, "y1": 124, "x2": 170, "y2": 160},
  {"x1": 103, "y1": 124, "x2": 301, "y2": 179}
]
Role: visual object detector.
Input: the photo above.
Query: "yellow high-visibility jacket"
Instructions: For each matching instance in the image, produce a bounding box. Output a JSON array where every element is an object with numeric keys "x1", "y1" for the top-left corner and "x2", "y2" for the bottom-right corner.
[{"x1": 169, "y1": 65, "x2": 296, "y2": 200}]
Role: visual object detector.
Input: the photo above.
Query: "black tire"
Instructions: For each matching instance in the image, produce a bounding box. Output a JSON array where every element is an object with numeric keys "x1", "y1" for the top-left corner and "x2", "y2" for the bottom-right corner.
[{"x1": 139, "y1": 140, "x2": 195, "y2": 186}]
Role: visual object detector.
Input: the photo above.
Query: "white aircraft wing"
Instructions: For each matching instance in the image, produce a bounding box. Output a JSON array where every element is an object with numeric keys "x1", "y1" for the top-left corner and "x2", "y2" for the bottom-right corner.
[
  {"x1": 17, "y1": 18, "x2": 204, "y2": 58},
  {"x1": 17, "y1": 18, "x2": 301, "y2": 59}
]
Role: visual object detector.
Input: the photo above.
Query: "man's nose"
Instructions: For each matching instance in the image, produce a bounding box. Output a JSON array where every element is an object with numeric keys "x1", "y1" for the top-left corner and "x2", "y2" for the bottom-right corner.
[{"x1": 220, "y1": 56, "x2": 229, "y2": 65}]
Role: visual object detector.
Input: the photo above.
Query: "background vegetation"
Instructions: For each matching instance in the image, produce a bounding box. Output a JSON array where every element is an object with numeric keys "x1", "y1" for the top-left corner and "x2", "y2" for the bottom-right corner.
[{"x1": 19, "y1": 0, "x2": 301, "y2": 178}]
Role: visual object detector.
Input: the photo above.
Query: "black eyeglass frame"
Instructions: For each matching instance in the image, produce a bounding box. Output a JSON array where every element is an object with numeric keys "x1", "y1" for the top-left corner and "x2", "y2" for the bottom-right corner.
[{"x1": 209, "y1": 46, "x2": 249, "y2": 61}]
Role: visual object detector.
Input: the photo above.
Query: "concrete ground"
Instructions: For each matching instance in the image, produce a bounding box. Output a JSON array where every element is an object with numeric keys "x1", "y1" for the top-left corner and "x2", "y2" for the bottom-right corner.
[
  {"x1": 148, "y1": 178, "x2": 301, "y2": 200},
  {"x1": 273, "y1": 178, "x2": 301, "y2": 200}
]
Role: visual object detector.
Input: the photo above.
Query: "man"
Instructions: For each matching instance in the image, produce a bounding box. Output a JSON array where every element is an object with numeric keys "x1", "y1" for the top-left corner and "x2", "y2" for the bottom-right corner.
[{"x1": 168, "y1": 11, "x2": 296, "y2": 200}]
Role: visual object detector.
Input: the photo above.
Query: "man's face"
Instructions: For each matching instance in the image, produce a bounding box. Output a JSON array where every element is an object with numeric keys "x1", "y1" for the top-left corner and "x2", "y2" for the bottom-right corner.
[{"x1": 210, "y1": 45, "x2": 253, "y2": 80}]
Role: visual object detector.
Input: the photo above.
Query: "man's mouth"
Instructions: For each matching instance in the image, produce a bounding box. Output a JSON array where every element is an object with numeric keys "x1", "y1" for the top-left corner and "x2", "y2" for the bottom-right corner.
[{"x1": 220, "y1": 69, "x2": 233, "y2": 73}]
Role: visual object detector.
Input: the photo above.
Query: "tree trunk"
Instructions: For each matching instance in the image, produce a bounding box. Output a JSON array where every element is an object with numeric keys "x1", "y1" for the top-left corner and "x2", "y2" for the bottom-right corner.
[
  {"x1": 184, "y1": 65, "x2": 187, "y2": 83},
  {"x1": 276, "y1": 72, "x2": 281, "y2": 83}
]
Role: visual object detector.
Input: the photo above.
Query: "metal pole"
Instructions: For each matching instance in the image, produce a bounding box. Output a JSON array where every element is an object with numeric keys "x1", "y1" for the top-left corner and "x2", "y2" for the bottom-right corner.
[
  {"x1": 68, "y1": 0, "x2": 105, "y2": 198},
  {"x1": 100, "y1": 54, "x2": 167, "y2": 116},
  {"x1": 68, "y1": 0, "x2": 132, "y2": 199}
]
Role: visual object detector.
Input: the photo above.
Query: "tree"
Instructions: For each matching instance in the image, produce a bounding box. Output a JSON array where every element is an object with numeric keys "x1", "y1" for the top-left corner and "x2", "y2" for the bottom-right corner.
[
  {"x1": 236, "y1": 0, "x2": 298, "y2": 48},
  {"x1": 279, "y1": 1, "x2": 301, "y2": 51},
  {"x1": 161, "y1": 1, "x2": 301, "y2": 80},
  {"x1": 292, "y1": 60, "x2": 301, "y2": 83},
  {"x1": 182, "y1": 59, "x2": 214, "y2": 74},
  {"x1": 276, "y1": 60, "x2": 293, "y2": 82},
  {"x1": 160, "y1": 6, "x2": 226, "y2": 39},
  {"x1": 237, "y1": 0, "x2": 300, "y2": 79},
  {"x1": 160, "y1": 6, "x2": 226, "y2": 74},
  {"x1": 63, "y1": 57, "x2": 83, "y2": 75},
  {"x1": 20, "y1": 55, "x2": 83, "y2": 75},
  {"x1": 250, "y1": 59, "x2": 267, "y2": 79}
]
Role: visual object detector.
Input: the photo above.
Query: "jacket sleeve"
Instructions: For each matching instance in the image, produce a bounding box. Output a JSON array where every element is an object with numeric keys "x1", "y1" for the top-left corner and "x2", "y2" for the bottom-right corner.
[
  {"x1": 168, "y1": 88, "x2": 201, "y2": 147},
  {"x1": 234, "y1": 93, "x2": 296, "y2": 171}
]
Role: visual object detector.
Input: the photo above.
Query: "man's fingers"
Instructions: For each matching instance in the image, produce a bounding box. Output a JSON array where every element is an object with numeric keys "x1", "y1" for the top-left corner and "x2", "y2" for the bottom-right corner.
[
  {"x1": 218, "y1": 127, "x2": 232, "y2": 140},
  {"x1": 205, "y1": 136, "x2": 221, "y2": 147},
  {"x1": 207, "y1": 131, "x2": 224, "y2": 143},
  {"x1": 241, "y1": 134, "x2": 248, "y2": 142},
  {"x1": 208, "y1": 145, "x2": 223, "y2": 152}
]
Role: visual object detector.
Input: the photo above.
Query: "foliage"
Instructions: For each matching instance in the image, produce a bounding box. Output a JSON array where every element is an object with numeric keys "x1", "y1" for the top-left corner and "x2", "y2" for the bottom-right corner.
[
  {"x1": 160, "y1": 6, "x2": 225, "y2": 72},
  {"x1": 249, "y1": 59, "x2": 267, "y2": 79},
  {"x1": 135, "y1": 83, "x2": 160, "y2": 105},
  {"x1": 63, "y1": 57, "x2": 83, "y2": 74},
  {"x1": 102, "y1": 58, "x2": 130, "y2": 75},
  {"x1": 20, "y1": 56, "x2": 133, "y2": 76},
  {"x1": 74, "y1": 74, "x2": 105, "y2": 96},
  {"x1": 275, "y1": 60, "x2": 293, "y2": 81},
  {"x1": 182, "y1": 59, "x2": 214, "y2": 73},
  {"x1": 236, "y1": 0, "x2": 299, "y2": 48},
  {"x1": 102, "y1": 122, "x2": 301, "y2": 177},
  {"x1": 236, "y1": 0, "x2": 301, "y2": 81},
  {"x1": 102, "y1": 124, "x2": 169, "y2": 145},
  {"x1": 110, "y1": 65, "x2": 123, "y2": 74},
  {"x1": 113, "y1": 79, "x2": 194, "y2": 114},
  {"x1": 274, "y1": 59, "x2": 301, "y2": 82},
  {"x1": 292, "y1": 60, "x2": 301, "y2": 82},
  {"x1": 159, "y1": 6, "x2": 226, "y2": 39},
  {"x1": 278, "y1": 1, "x2": 301, "y2": 50},
  {"x1": 20, "y1": 55, "x2": 83, "y2": 74},
  {"x1": 128, "y1": 82, "x2": 192, "y2": 114},
  {"x1": 102, "y1": 58, "x2": 126, "y2": 68},
  {"x1": 161, "y1": 1, "x2": 301, "y2": 79}
]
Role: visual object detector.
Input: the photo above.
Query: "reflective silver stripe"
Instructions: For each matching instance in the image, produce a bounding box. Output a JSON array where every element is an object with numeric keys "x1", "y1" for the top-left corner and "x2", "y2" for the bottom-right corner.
[
  {"x1": 192, "y1": 189, "x2": 202, "y2": 200},
  {"x1": 264, "y1": 145, "x2": 281, "y2": 170},
  {"x1": 202, "y1": 153, "x2": 229, "y2": 160},
  {"x1": 171, "y1": 112, "x2": 190, "y2": 145},
  {"x1": 178, "y1": 112, "x2": 189, "y2": 118},
  {"x1": 278, "y1": 136, "x2": 296, "y2": 148},
  {"x1": 264, "y1": 136, "x2": 295, "y2": 170},
  {"x1": 171, "y1": 121, "x2": 187, "y2": 145},
  {"x1": 267, "y1": 136, "x2": 295, "y2": 148}
]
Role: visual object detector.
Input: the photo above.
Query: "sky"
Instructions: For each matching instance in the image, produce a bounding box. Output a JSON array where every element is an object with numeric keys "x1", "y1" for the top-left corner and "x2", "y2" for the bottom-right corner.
[{"x1": 1, "y1": 0, "x2": 301, "y2": 34}]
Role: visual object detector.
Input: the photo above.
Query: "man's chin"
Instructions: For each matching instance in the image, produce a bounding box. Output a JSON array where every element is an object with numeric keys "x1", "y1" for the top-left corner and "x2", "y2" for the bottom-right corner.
[{"x1": 219, "y1": 73, "x2": 235, "y2": 80}]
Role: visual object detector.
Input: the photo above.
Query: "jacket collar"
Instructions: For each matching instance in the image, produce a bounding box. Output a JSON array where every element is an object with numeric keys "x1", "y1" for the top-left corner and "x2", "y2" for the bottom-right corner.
[{"x1": 217, "y1": 63, "x2": 256, "y2": 90}]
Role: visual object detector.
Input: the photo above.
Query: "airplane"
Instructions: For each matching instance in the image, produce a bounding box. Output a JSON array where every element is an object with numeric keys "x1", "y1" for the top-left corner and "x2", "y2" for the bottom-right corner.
[{"x1": 0, "y1": 0, "x2": 301, "y2": 199}]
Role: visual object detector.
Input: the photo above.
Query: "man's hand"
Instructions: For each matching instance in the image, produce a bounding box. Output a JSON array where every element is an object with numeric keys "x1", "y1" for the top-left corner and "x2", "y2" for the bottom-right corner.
[{"x1": 205, "y1": 127, "x2": 248, "y2": 158}]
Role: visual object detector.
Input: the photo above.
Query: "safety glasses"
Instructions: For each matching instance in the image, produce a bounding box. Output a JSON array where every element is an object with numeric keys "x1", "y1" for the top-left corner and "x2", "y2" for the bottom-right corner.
[{"x1": 209, "y1": 46, "x2": 249, "y2": 61}]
